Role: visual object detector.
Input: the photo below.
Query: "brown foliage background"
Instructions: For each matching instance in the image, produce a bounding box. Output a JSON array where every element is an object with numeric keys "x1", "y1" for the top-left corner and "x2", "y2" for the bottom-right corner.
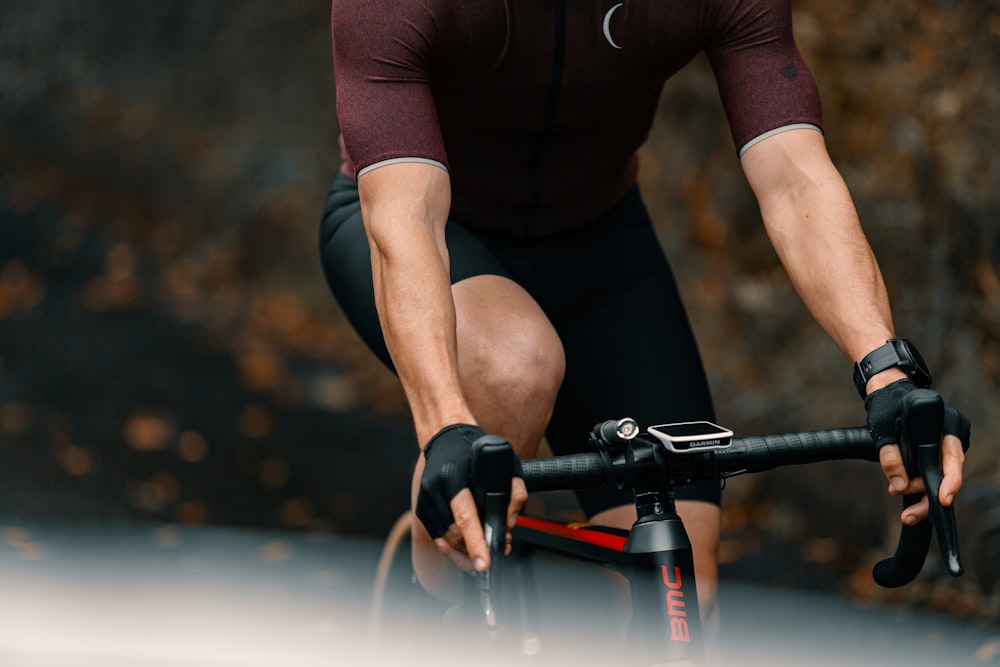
[{"x1": 1, "y1": 1, "x2": 997, "y2": 612}]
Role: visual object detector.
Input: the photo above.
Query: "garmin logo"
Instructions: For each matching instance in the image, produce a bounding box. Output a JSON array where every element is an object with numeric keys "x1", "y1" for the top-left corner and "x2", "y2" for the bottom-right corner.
[{"x1": 690, "y1": 439, "x2": 723, "y2": 448}]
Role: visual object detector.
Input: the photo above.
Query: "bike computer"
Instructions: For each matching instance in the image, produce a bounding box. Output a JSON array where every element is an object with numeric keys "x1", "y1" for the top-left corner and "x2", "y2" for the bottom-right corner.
[{"x1": 646, "y1": 421, "x2": 733, "y2": 453}]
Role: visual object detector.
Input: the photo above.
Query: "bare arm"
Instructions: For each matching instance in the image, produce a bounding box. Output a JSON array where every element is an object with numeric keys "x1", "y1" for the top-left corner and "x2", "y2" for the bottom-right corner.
[
  {"x1": 740, "y1": 128, "x2": 962, "y2": 521},
  {"x1": 359, "y1": 162, "x2": 506, "y2": 574},
  {"x1": 358, "y1": 162, "x2": 476, "y2": 444},
  {"x1": 741, "y1": 129, "x2": 901, "y2": 383}
]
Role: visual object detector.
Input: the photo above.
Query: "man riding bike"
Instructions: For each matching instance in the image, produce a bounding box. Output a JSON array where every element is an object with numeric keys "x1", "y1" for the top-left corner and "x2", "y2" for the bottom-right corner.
[{"x1": 320, "y1": 0, "x2": 970, "y2": 631}]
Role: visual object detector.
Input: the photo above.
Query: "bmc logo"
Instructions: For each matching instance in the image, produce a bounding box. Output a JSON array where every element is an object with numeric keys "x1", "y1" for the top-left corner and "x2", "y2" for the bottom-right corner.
[{"x1": 661, "y1": 565, "x2": 690, "y2": 643}]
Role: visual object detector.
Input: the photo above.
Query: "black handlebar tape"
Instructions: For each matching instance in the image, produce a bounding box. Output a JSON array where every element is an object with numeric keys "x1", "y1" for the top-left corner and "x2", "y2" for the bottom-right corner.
[
  {"x1": 711, "y1": 427, "x2": 876, "y2": 475},
  {"x1": 521, "y1": 453, "x2": 608, "y2": 492},
  {"x1": 872, "y1": 494, "x2": 932, "y2": 588},
  {"x1": 522, "y1": 427, "x2": 875, "y2": 492}
]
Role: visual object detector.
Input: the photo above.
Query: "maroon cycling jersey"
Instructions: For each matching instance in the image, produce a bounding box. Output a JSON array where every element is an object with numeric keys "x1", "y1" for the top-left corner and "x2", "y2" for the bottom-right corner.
[{"x1": 332, "y1": 0, "x2": 822, "y2": 237}]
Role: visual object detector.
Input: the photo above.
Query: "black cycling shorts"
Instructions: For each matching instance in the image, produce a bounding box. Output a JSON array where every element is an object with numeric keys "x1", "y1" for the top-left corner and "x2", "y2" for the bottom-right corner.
[{"x1": 320, "y1": 173, "x2": 720, "y2": 514}]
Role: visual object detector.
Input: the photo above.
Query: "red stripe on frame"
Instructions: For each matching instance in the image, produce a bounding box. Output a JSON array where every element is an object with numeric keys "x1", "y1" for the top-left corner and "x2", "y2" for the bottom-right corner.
[{"x1": 516, "y1": 516, "x2": 627, "y2": 552}]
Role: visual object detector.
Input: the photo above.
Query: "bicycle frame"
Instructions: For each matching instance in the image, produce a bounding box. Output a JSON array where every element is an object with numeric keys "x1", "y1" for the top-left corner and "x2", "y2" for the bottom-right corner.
[{"x1": 511, "y1": 490, "x2": 706, "y2": 664}]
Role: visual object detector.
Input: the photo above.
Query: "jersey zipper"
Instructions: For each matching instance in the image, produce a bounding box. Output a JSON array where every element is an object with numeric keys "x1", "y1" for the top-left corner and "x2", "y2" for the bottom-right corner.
[{"x1": 523, "y1": 0, "x2": 567, "y2": 237}]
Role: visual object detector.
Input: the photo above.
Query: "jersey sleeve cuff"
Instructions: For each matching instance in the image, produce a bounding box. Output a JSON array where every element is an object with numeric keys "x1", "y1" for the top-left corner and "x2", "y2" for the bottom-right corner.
[
  {"x1": 357, "y1": 157, "x2": 450, "y2": 179},
  {"x1": 737, "y1": 123, "x2": 824, "y2": 159}
]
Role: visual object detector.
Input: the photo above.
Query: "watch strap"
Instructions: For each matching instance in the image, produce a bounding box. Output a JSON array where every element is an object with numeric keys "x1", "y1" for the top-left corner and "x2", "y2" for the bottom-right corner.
[{"x1": 853, "y1": 338, "x2": 932, "y2": 398}]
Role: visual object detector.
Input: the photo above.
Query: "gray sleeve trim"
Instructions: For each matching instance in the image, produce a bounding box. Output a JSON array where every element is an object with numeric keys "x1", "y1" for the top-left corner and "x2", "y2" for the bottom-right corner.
[
  {"x1": 738, "y1": 123, "x2": 824, "y2": 159},
  {"x1": 357, "y1": 157, "x2": 449, "y2": 179}
]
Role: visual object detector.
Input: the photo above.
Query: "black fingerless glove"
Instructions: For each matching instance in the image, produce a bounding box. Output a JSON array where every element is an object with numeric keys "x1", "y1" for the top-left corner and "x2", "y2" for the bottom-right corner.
[
  {"x1": 415, "y1": 424, "x2": 485, "y2": 539},
  {"x1": 864, "y1": 379, "x2": 972, "y2": 453},
  {"x1": 415, "y1": 424, "x2": 525, "y2": 538}
]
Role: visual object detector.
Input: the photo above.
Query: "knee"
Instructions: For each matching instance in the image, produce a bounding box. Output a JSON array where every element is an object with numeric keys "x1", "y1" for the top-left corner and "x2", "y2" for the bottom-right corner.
[{"x1": 460, "y1": 316, "x2": 565, "y2": 410}]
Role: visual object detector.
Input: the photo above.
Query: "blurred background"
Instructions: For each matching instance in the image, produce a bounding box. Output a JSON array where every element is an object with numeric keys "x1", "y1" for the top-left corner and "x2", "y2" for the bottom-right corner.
[{"x1": 1, "y1": 0, "x2": 998, "y2": 643}]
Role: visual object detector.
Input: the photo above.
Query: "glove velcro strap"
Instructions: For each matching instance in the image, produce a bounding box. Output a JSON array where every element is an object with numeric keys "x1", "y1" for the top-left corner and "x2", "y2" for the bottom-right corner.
[{"x1": 864, "y1": 379, "x2": 917, "y2": 449}]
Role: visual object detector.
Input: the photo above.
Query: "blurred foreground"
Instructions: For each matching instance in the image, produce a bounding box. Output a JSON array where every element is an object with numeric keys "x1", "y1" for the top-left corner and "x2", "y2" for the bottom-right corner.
[{"x1": 1, "y1": 520, "x2": 997, "y2": 667}]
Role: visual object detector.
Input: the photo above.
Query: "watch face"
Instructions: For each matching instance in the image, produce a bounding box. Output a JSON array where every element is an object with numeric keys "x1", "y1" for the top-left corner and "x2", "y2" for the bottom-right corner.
[
  {"x1": 901, "y1": 339, "x2": 923, "y2": 368},
  {"x1": 899, "y1": 339, "x2": 933, "y2": 386}
]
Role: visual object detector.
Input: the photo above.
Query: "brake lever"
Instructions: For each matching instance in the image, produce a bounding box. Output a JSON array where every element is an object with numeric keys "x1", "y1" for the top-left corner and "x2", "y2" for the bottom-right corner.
[
  {"x1": 872, "y1": 389, "x2": 963, "y2": 588},
  {"x1": 916, "y1": 430, "x2": 964, "y2": 576},
  {"x1": 470, "y1": 434, "x2": 516, "y2": 635}
]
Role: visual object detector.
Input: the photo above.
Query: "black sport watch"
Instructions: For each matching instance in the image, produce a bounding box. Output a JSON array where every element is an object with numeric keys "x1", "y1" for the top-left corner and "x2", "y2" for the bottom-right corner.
[{"x1": 852, "y1": 338, "x2": 932, "y2": 398}]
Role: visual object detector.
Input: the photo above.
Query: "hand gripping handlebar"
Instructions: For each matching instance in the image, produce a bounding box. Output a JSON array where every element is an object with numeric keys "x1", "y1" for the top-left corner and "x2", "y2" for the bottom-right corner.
[{"x1": 872, "y1": 389, "x2": 964, "y2": 587}]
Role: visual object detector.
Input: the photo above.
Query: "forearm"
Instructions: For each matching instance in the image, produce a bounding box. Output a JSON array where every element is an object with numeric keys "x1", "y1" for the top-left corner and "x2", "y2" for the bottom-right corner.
[
  {"x1": 765, "y1": 175, "x2": 894, "y2": 358},
  {"x1": 372, "y1": 230, "x2": 475, "y2": 441},
  {"x1": 360, "y1": 165, "x2": 475, "y2": 446},
  {"x1": 743, "y1": 131, "x2": 906, "y2": 390}
]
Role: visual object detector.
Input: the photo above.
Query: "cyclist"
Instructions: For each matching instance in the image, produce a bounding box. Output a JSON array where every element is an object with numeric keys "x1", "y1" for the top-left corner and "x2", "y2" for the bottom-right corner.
[{"x1": 321, "y1": 0, "x2": 970, "y2": 627}]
